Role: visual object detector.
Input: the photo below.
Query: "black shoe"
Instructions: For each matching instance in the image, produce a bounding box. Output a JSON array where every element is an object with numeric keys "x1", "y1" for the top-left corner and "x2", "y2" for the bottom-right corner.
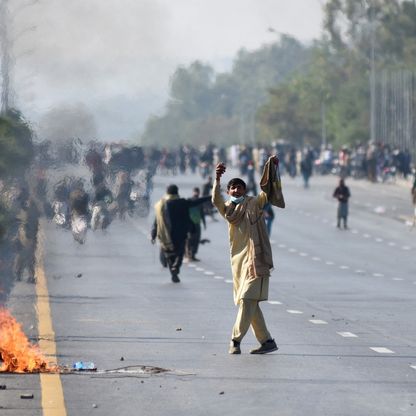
[
  {"x1": 171, "y1": 272, "x2": 180, "y2": 283},
  {"x1": 229, "y1": 340, "x2": 241, "y2": 355},
  {"x1": 250, "y1": 339, "x2": 278, "y2": 354},
  {"x1": 191, "y1": 256, "x2": 200, "y2": 262}
]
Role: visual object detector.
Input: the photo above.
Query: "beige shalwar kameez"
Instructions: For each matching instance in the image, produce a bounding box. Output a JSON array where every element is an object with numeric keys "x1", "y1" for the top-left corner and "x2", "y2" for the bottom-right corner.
[{"x1": 212, "y1": 157, "x2": 284, "y2": 344}]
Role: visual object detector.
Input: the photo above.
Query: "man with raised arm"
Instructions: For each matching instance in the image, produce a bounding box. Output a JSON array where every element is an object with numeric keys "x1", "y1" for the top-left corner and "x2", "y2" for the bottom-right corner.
[{"x1": 213, "y1": 155, "x2": 285, "y2": 354}]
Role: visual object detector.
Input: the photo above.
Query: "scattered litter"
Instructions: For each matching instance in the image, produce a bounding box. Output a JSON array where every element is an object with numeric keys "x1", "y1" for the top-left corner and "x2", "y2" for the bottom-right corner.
[
  {"x1": 76, "y1": 273, "x2": 83, "y2": 278},
  {"x1": 176, "y1": 327, "x2": 182, "y2": 331},
  {"x1": 374, "y1": 206, "x2": 386, "y2": 214},
  {"x1": 20, "y1": 394, "x2": 34, "y2": 399},
  {"x1": 120, "y1": 357, "x2": 124, "y2": 361},
  {"x1": 103, "y1": 365, "x2": 169, "y2": 375},
  {"x1": 0, "y1": 385, "x2": 6, "y2": 390},
  {"x1": 219, "y1": 391, "x2": 225, "y2": 395},
  {"x1": 311, "y1": 314, "x2": 315, "y2": 318},
  {"x1": 72, "y1": 361, "x2": 97, "y2": 371},
  {"x1": 92, "y1": 403, "x2": 98, "y2": 408},
  {"x1": 141, "y1": 381, "x2": 144, "y2": 384}
]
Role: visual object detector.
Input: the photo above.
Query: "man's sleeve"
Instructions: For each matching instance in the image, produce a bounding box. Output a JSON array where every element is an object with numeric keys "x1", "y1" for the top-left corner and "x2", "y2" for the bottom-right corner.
[
  {"x1": 212, "y1": 180, "x2": 226, "y2": 217},
  {"x1": 188, "y1": 196, "x2": 211, "y2": 207}
]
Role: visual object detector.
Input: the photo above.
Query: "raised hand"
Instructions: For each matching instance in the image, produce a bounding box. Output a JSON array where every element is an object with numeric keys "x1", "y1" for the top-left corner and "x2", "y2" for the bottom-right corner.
[{"x1": 215, "y1": 163, "x2": 226, "y2": 180}]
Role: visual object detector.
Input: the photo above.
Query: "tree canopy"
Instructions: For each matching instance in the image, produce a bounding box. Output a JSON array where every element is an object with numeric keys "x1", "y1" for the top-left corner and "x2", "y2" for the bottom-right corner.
[
  {"x1": 0, "y1": 109, "x2": 34, "y2": 178},
  {"x1": 141, "y1": 0, "x2": 416, "y2": 150}
]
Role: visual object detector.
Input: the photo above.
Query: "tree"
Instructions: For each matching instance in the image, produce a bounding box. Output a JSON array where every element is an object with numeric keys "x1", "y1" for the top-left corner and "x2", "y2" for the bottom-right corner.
[
  {"x1": 0, "y1": 109, "x2": 33, "y2": 178},
  {"x1": 141, "y1": 35, "x2": 311, "y2": 147}
]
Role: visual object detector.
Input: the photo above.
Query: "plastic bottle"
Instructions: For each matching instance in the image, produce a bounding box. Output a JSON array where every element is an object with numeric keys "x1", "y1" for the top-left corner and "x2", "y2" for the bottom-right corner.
[{"x1": 72, "y1": 361, "x2": 96, "y2": 371}]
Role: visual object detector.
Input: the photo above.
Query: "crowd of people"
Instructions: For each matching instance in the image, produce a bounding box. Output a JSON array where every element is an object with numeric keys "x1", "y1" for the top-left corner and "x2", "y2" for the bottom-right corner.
[{"x1": 1, "y1": 140, "x2": 415, "y2": 295}]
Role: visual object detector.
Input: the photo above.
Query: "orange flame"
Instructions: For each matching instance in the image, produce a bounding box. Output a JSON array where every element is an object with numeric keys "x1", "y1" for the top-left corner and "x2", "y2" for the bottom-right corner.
[{"x1": 0, "y1": 308, "x2": 52, "y2": 373}]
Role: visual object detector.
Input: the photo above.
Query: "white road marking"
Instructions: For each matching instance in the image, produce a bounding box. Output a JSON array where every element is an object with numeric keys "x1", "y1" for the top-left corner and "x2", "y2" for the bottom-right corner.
[
  {"x1": 410, "y1": 365, "x2": 416, "y2": 370},
  {"x1": 355, "y1": 269, "x2": 365, "y2": 274},
  {"x1": 392, "y1": 277, "x2": 404, "y2": 281},
  {"x1": 337, "y1": 332, "x2": 358, "y2": 338},
  {"x1": 225, "y1": 279, "x2": 233, "y2": 284},
  {"x1": 388, "y1": 242, "x2": 396, "y2": 247},
  {"x1": 325, "y1": 261, "x2": 335, "y2": 265},
  {"x1": 278, "y1": 244, "x2": 286, "y2": 249},
  {"x1": 187, "y1": 263, "x2": 196, "y2": 268},
  {"x1": 286, "y1": 310, "x2": 303, "y2": 314},
  {"x1": 312, "y1": 257, "x2": 321, "y2": 261},
  {"x1": 322, "y1": 219, "x2": 329, "y2": 223},
  {"x1": 268, "y1": 301, "x2": 282, "y2": 305},
  {"x1": 402, "y1": 246, "x2": 411, "y2": 250},
  {"x1": 370, "y1": 347, "x2": 395, "y2": 354},
  {"x1": 195, "y1": 267, "x2": 205, "y2": 272},
  {"x1": 309, "y1": 319, "x2": 328, "y2": 324},
  {"x1": 288, "y1": 248, "x2": 298, "y2": 253},
  {"x1": 351, "y1": 229, "x2": 359, "y2": 234},
  {"x1": 375, "y1": 238, "x2": 383, "y2": 243},
  {"x1": 372, "y1": 273, "x2": 384, "y2": 277},
  {"x1": 299, "y1": 252, "x2": 308, "y2": 257},
  {"x1": 214, "y1": 276, "x2": 224, "y2": 280},
  {"x1": 363, "y1": 234, "x2": 371, "y2": 238},
  {"x1": 339, "y1": 265, "x2": 349, "y2": 270},
  {"x1": 204, "y1": 271, "x2": 214, "y2": 275}
]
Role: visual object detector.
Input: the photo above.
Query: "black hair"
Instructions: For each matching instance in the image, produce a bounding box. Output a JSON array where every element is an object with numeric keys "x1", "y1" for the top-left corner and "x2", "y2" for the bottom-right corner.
[
  {"x1": 227, "y1": 178, "x2": 246, "y2": 190},
  {"x1": 166, "y1": 184, "x2": 179, "y2": 195}
]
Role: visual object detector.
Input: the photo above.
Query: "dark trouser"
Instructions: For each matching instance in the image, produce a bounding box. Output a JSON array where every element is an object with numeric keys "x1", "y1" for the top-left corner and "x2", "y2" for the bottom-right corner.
[
  {"x1": 337, "y1": 202, "x2": 348, "y2": 228},
  {"x1": 13, "y1": 243, "x2": 36, "y2": 281},
  {"x1": 162, "y1": 240, "x2": 186, "y2": 277},
  {"x1": 186, "y1": 223, "x2": 201, "y2": 258}
]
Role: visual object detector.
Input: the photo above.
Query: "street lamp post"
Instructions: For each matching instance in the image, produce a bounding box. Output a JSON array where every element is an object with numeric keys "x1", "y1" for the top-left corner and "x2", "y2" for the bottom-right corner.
[{"x1": 0, "y1": 0, "x2": 11, "y2": 113}]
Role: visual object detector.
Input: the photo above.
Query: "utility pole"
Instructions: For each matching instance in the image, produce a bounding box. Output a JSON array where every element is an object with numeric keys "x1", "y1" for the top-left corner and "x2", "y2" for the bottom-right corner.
[
  {"x1": 0, "y1": 0, "x2": 11, "y2": 114},
  {"x1": 321, "y1": 101, "x2": 326, "y2": 149},
  {"x1": 369, "y1": 0, "x2": 376, "y2": 143}
]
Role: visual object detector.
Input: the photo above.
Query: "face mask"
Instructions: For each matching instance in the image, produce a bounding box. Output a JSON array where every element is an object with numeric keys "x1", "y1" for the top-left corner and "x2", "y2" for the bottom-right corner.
[{"x1": 230, "y1": 195, "x2": 245, "y2": 204}]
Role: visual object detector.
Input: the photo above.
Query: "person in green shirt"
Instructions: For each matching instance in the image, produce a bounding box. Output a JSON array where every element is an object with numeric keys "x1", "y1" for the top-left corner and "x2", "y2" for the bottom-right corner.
[{"x1": 185, "y1": 187, "x2": 206, "y2": 262}]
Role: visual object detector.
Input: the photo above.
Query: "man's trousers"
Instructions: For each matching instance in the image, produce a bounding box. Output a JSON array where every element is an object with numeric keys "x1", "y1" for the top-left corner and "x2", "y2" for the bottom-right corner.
[{"x1": 232, "y1": 299, "x2": 272, "y2": 344}]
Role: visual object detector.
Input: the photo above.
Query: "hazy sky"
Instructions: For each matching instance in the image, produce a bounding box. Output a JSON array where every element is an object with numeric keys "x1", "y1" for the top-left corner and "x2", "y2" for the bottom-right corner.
[{"x1": 10, "y1": 0, "x2": 324, "y2": 139}]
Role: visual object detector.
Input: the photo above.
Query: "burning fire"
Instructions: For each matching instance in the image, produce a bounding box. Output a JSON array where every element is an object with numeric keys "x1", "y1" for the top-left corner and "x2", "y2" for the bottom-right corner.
[{"x1": 0, "y1": 308, "x2": 52, "y2": 373}]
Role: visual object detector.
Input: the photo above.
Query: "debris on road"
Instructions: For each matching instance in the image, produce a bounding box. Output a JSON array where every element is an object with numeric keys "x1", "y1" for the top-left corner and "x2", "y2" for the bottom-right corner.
[
  {"x1": 120, "y1": 356, "x2": 125, "y2": 361},
  {"x1": 219, "y1": 391, "x2": 225, "y2": 395},
  {"x1": 92, "y1": 403, "x2": 98, "y2": 408},
  {"x1": 76, "y1": 273, "x2": 83, "y2": 278},
  {"x1": 20, "y1": 393, "x2": 34, "y2": 399},
  {"x1": 0, "y1": 385, "x2": 6, "y2": 390},
  {"x1": 73, "y1": 361, "x2": 97, "y2": 371},
  {"x1": 176, "y1": 327, "x2": 182, "y2": 331}
]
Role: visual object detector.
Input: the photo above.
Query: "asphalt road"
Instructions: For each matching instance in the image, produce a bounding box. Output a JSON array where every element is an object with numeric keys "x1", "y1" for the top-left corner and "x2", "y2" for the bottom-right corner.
[{"x1": 1, "y1": 170, "x2": 416, "y2": 416}]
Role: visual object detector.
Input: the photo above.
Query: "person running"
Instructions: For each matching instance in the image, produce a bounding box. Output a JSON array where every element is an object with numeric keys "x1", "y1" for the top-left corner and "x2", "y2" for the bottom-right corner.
[
  {"x1": 151, "y1": 184, "x2": 210, "y2": 283},
  {"x1": 212, "y1": 155, "x2": 284, "y2": 355}
]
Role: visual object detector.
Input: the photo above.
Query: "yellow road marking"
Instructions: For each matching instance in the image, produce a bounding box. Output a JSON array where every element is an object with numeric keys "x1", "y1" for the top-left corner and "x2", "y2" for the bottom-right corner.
[{"x1": 36, "y1": 228, "x2": 67, "y2": 416}]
